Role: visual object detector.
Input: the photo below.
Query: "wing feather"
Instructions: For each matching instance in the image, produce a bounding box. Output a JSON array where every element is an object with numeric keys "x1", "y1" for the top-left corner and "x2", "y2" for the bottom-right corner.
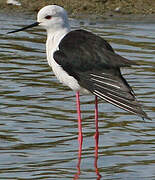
[{"x1": 78, "y1": 71, "x2": 151, "y2": 120}]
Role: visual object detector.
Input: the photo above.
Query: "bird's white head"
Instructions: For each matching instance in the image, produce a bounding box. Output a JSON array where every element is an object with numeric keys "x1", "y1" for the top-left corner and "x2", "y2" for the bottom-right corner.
[
  {"x1": 7, "y1": 5, "x2": 70, "y2": 35},
  {"x1": 37, "y1": 5, "x2": 70, "y2": 33}
]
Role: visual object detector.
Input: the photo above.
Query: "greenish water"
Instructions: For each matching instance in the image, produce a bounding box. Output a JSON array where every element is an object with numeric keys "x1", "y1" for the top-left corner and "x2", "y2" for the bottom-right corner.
[{"x1": 0, "y1": 13, "x2": 155, "y2": 179}]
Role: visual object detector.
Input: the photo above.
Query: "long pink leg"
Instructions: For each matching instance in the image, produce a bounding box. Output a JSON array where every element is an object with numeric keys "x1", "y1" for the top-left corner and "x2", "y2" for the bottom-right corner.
[
  {"x1": 94, "y1": 96, "x2": 101, "y2": 179},
  {"x1": 94, "y1": 95, "x2": 99, "y2": 157},
  {"x1": 76, "y1": 92, "x2": 83, "y2": 147}
]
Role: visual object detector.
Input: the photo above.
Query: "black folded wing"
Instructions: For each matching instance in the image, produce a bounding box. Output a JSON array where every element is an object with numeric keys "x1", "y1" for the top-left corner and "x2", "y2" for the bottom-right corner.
[{"x1": 53, "y1": 29, "x2": 150, "y2": 120}]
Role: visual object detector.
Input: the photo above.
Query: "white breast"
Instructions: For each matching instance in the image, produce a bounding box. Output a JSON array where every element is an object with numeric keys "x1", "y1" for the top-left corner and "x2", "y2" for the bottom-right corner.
[{"x1": 46, "y1": 30, "x2": 89, "y2": 94}]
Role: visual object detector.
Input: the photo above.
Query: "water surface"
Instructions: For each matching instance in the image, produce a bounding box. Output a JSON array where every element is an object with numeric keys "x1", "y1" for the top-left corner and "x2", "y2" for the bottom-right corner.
[{"x1": 0, "y1": 13, "x2": 155, "y2": 179}]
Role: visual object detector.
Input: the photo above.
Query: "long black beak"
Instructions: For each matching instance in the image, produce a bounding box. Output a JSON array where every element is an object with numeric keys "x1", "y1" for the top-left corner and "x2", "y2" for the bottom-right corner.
[{"x1": 7, "y1": 22, "x2": 39, "y2": 34}]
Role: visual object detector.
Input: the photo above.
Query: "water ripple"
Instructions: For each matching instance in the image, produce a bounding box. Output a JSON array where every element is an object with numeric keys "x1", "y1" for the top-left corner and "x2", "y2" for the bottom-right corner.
[{"x1": 0, "y1": 13, "x2": 155, "y2": 179}]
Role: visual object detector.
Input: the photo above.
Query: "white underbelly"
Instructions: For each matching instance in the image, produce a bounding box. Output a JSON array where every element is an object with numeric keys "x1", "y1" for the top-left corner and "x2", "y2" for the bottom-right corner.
[{"x1": 48, "y1": 57, "x2": 89, "y2": 94}]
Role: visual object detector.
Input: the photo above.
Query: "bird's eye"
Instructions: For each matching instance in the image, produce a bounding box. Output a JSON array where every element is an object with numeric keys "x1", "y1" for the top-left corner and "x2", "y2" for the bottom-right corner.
[{"x1": 45, "y1": 15, "x2": 52, "y2": 19}]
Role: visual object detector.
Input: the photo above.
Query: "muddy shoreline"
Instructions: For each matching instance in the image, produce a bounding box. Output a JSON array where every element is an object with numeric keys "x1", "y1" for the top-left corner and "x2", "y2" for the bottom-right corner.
[{"x1": 0, "y1": 0, "x2": 155, "y2": 19}]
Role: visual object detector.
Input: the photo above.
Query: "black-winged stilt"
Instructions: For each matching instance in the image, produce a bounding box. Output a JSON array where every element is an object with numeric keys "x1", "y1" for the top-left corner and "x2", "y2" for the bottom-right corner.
[{"x1": 7, "y1": 5, "x2": 151, "y2": 147}]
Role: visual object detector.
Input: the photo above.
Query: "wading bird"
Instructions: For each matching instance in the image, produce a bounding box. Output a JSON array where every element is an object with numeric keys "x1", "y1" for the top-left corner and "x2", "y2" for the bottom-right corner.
[{"x1": 8, "y1": 5, "x2": 151, "y2": 147}]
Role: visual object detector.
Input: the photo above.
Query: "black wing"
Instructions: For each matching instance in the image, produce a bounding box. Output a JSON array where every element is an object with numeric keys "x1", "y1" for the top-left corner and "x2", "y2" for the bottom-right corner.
[{"x1": 53, "y1": 29, "x2": 150, "y2": 120}]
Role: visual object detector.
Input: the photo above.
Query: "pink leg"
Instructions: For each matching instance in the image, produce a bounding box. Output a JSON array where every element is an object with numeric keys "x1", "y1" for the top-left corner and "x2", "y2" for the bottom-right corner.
[
  {"x1": 94, "y1": 96, "x2": 101, "y2": 179},
  {"x1": 94, "y1": 95, "x2": 99, "y2": 157},
  {"x1": 76, "y1": 92, "x2": 83, "y2": 147}
]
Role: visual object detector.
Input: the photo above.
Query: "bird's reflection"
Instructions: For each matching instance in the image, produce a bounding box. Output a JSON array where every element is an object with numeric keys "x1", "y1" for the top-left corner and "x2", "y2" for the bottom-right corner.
[
  {"x1": 74, "y1": 136, "x2": 101, "y2": 180},
  {"x1": 94, "y1": 139, "x2": 102, "y2": 180},
  {"x1": 73, "y1": 141, "x2": 82, "y2": 180}
]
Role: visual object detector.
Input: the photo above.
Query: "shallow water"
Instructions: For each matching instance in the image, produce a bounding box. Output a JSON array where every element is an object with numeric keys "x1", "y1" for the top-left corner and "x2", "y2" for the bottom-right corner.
[{"x1": 0, "y1": 13, "x2": 155, "y2": 179}]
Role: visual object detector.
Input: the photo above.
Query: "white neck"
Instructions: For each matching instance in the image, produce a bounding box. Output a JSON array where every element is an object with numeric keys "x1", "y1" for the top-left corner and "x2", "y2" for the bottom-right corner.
[
  {"x1": 47, "y1": 27, "x2": 70, "y2": 47},
  {"x1": 46, "y1": 26, "x2": 70, "y2": 66}
]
